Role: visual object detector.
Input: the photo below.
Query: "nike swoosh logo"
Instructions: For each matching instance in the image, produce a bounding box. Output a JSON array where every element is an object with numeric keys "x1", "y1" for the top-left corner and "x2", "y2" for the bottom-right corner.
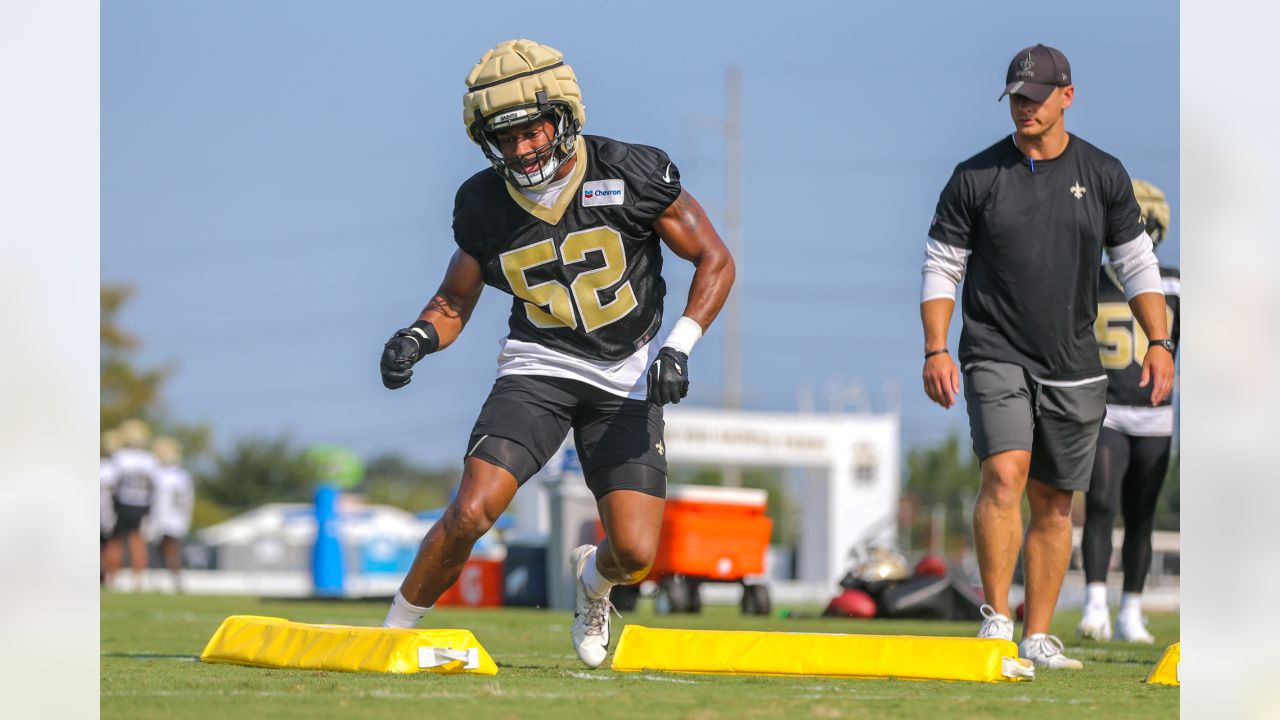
[{"x1": 663, "y1": 163, "x2": 672, "y2": 183}]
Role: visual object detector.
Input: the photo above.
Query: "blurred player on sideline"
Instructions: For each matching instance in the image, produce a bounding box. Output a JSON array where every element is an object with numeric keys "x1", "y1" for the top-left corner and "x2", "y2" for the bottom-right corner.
[
  {"x1": 377, "y1": 40, "x2": 734, "y2": 668},
  {"x1": 102, "y1": 419, "x2": 161, "y2": 591},
  {"x1": 1078, "y1": 180, "x2": 1180, "y2": 644},
  {"x1": 920, "y1": 45, "x2": 1174, "y2": 671},
  {"x1": 100, "y1": 427, "x2": 125, "y2": 585},
  {"x1": 151, "y1": 436, "x2": 195, "y2": 593}
]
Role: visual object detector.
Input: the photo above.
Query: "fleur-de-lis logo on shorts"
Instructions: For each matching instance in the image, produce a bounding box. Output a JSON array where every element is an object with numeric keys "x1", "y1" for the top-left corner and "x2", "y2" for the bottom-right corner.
[
  {"x1": 1070, "y1": 182, "x2": 1086, "y2": 199},
  {"x1": 655, "y1": 440, "x2": 665, "y2": 456}
]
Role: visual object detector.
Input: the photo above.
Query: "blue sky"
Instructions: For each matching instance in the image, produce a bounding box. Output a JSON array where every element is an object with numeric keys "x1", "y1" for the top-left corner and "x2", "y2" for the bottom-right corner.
[{"x1": 102, "y1": 1, "x2": 1179, "y2": 466}]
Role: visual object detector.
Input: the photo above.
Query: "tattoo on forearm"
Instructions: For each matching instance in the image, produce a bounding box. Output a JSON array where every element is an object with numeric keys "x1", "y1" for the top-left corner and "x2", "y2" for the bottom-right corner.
[{"x1": 425, "y1": 294, "x2": 463, "y2": 320}]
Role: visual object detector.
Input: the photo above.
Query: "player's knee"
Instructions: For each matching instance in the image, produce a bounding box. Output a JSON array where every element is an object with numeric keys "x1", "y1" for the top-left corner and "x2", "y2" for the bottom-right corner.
[
  {"x1": 978, "y1": 459, "x2": 1026, "y2": 507},
  {"x1": 978, "y1": 474, "x2": 1021, "y2": 508},
  {"x1": 443, "y1": 498, "x2": 496, "y2": 542},
  {"x1": 1085, "y1": 492, "x2": 1117, "y2": 518},
  {"x1": 1029, "y1": 491, "x2": 1073, "y2": 527},
  {"x1": 607, "y1": 538, "x2": 656, "y2": 580}
]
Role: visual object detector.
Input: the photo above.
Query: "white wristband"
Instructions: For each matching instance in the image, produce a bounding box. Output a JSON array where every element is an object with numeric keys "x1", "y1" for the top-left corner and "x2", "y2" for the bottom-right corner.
[{"x1": 661, "y1": 316, "x2": 704, "y2": 356}]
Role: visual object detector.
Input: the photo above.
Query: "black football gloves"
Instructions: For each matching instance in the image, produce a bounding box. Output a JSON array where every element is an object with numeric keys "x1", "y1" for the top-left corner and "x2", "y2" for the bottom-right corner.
[
  {"x1": 647, "y1": 347, "x2": 689, "y2": 405},
  {"x1": 380, "y1": 321, "x2": 439, "y2": 389}
]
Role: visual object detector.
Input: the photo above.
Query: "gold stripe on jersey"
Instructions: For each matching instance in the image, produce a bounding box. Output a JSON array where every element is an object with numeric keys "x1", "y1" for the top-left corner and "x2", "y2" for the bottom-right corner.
[{"x1": 503, "y1": 142, "x2": 589, "y2": 225}]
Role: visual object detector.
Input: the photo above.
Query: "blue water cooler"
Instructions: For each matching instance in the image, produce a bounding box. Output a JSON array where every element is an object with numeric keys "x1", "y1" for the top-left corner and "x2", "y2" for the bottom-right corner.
[{"x1": 312, "y1": 484, "x2": 344, "y2": 596}]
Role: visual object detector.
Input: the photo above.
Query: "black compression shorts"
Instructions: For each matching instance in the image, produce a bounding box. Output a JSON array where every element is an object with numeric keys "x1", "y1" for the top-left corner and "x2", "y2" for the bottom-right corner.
[{"x1": 465, "y1": 374, "x2": 667, "y2": 498}]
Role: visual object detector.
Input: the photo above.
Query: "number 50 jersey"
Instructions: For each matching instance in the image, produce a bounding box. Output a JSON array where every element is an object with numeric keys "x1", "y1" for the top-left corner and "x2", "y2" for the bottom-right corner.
[
  {"x1": 1095, "y1": 264, "x2": 1180, "y2": 409},
  {"x1": 451, "y1": 135, "x2": 681, "y2": 362}
]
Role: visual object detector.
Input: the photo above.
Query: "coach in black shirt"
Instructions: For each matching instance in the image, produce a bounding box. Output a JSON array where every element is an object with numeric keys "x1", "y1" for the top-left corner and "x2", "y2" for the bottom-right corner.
[{"x1": 918, "y1": 44, "x2": 1175, "y2": 672}]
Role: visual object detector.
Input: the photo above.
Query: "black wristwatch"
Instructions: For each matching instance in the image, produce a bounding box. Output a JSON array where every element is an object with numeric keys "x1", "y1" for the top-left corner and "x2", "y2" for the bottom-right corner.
[{"x1": 1149, "y1": 338, "x2": 1175, "y2": 354}]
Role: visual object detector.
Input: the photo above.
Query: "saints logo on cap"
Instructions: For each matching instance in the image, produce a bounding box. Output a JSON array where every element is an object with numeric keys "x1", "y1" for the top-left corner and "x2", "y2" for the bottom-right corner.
[
  {"x1": 1000, "y1": 44, "x2": 1071, "y2": 102},
  {"x1": 1018, "y1": 53, "x2": 1035, "y2": 78}
]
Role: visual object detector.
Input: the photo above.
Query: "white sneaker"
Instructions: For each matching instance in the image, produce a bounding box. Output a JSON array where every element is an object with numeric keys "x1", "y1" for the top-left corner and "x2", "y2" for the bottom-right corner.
[
  {"x1": 570, "y1": 544, "x2": 614, "y2": 668},
  {"x1": 1077, "y1": 604, "x2": 1113, "y2": 641},
  {"x1": 1019, "y1": 633, "x2": 1084, "y2": 669},
  {"x1": 978, "y1": 603, "x2": 1014, "y2": 641},
  {"x1": 1116, "y1": 613, "x2": 1155, "y2": 644}
]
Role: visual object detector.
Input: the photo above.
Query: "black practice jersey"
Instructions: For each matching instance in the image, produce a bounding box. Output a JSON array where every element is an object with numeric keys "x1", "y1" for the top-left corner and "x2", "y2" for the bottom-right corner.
[
  {"x1": 1096, "y1": 265, "x2": 1180, "y2": 407},
  {"x1": 452, "y1": 135, "x2": 681, "y2": 362},
  {"x1": 929, "y1": 135, "x2": 1147, "y2": 382}
]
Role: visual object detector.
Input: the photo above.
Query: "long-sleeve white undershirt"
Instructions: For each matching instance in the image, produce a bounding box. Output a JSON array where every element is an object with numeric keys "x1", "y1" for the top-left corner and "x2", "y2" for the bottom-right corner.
[{"x1": 918, "y1": 231, "x2": 1164, "y2": 303}]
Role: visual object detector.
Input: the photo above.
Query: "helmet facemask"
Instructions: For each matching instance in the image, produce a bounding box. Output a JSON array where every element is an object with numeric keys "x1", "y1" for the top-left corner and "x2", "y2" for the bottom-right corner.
[
  {"x1": 1143, "y1": 213, "x2": 1167, "y2": 248},
  {"x1": 1132, "y1": 179, "x2": 1170, "y2": 250},
  {"x1": 473, "y1": 97, "x2": 579, "y2": 189}
]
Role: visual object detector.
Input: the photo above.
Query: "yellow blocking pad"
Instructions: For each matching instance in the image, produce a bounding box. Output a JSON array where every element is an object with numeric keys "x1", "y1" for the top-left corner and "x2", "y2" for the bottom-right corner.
[
  {"x1": 611, "y1": 625, "x2": 1033, "y2": 682},
  {"x1": 1146, "y1": 642, "x2": 1180, "y2": 686},
  {"x1": 199, "y1": 615, "x2": 498, "y2": 675}
]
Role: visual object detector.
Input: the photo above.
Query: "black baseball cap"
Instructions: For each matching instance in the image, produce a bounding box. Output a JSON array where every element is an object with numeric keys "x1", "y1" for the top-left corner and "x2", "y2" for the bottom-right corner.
[{"x1": 999, "y1": 44, "x2": 1071, "y2": 102}]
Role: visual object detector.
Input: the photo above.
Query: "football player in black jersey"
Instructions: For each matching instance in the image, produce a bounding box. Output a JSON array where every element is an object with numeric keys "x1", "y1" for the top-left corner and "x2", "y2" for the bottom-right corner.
[
  {"x1": 1078, "y1": 179, "x2": 1180, "y2": 644},
  {"x1": 377, "y1": 40, "x2": 734, "y2": 668}
]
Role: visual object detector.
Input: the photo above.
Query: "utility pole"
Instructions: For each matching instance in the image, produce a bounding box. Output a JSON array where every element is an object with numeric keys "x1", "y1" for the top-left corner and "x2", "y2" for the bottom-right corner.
[{"x1": 723, "y1": 65, "x2": 744, "y2": 488}]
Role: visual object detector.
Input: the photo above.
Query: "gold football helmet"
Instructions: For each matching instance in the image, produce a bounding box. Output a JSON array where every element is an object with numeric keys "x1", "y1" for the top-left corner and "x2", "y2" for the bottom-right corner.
[
  {"x1": 102, "y1": 428, "x2": 125, "y2": 456},
  {"x1": 153, "y1": 436, "x2": 183, "y2": 466},
  {"x1": 1132, "y1": 179, "x2": 1171, "y2": 247},
  {"x1": 118, "y1": 418, "x2": 151, "y2": 449},
  {"x1": 462, "y1": 39, "x2": 585, "y2": 188}
]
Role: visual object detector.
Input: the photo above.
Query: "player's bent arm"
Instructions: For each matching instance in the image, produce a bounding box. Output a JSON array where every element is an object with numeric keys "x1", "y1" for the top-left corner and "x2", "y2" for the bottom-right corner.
[
  {"x1": 416, "y1": 249, "x2": 486, "y2": 351},
  {"x1": 651, "y1": 190, "x2": 736, "y2": 331}
]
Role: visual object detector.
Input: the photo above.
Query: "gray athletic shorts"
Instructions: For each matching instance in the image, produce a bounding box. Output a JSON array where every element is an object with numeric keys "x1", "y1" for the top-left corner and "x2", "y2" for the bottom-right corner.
[{"x1": 963, "y1": 360, "x2": 1108, "y2": 491}]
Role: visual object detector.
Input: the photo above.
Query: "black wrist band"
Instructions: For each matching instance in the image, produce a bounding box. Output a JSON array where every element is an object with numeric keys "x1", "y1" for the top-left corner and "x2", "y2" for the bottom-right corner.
[
  {"x1": 396, "y1": 320, "x2": 439, "y2": 357},
  {"x1": 924, "y1": 348, "x2": 949, "y2": 359}
]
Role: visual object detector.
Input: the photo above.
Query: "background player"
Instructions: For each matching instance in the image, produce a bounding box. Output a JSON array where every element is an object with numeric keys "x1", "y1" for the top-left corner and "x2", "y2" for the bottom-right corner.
[
  {"x1": 100, "y1": 427, "x2": 124, "y2": 585},
  {"x1": 1078, "y1": 179, "x2": 1180, "y2": 644},
  {"x1": 151, "y1": 436, "x2": 195, "y2": 593},
  {"x1": 102, "y1": 419, "x2": 161, "y2": 591},
  {"x1": 377, "y1": 39, "x2": 734, "y2": 669}
]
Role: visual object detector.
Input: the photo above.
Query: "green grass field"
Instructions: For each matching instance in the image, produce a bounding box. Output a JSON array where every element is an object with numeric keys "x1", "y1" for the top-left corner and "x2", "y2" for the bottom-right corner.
[{"x1": 101, "y1": 592, "x2": 1178, "y2": 719}]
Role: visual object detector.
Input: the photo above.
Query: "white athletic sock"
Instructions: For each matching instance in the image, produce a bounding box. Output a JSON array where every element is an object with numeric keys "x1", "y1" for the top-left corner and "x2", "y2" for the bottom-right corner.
[
  {"x1": 1085, "y1": 582, "x2": 1109, "y2": 610},
  {"x1": 382, "y1": 590, "x2": 432, "y2": 629},
  {"x1": 1118, "y1": 592, "x2": 1142, "y2": 619},
  {"x1": 579, "y1": 547, "x2": 615, "y2": 600}
]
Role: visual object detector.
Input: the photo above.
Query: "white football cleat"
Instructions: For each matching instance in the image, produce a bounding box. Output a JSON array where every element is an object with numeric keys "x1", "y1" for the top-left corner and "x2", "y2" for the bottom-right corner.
[
  {"x1": 978, "y1": 603, "x2": 1014, "y2": 641},
  {"x1": 1116, "y1": 613, "x2": 1156, "y2": 644},
  {"x1": 570, "y1": 544, "x2": 614, "y2": 668},
  {"x1": 1077, "y1": 603, "x2": 1113, "y2": 641},
  {"x1": 1019, "y1": 633, "x2": 1084, "y2": 669}
]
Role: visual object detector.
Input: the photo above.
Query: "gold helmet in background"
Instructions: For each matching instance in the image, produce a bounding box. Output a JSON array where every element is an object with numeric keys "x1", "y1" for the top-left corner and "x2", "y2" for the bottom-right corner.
[
  {"x1": 153, "y1": 436, "x2": 183, "y2": 466},
  {"x1": 118, "y1": 418, "x2": 151, "y2": 449},
  {"x1": 462, "y1": 39, "x2": 585, "y2": 188},
  {"x1": 102, "y1": 428, "x2": 125, "y2": 456},
  {"x1": 1132, "y1": 179, "x2": 1171, "y2": 247}
]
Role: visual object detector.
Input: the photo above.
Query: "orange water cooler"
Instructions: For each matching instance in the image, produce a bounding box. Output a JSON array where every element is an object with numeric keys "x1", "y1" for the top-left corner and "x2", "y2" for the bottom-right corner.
[{"x1": 598, "y1": 484, "x2": 773, "y2": 614}]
